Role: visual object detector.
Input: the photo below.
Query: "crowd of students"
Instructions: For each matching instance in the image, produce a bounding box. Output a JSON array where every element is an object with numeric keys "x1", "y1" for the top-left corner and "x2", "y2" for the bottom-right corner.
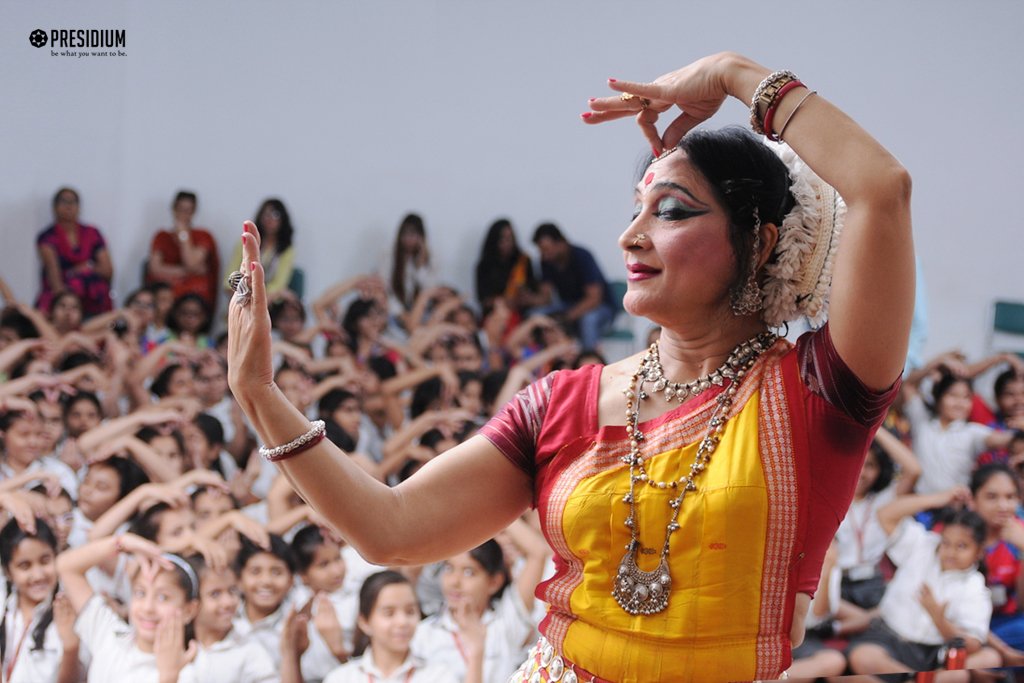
[{"x1": 2, "y1": 187, "x2": 1024, "y2": 681}]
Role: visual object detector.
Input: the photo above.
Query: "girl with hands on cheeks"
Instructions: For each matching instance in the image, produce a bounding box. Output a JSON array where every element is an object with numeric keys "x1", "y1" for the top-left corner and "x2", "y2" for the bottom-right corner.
[
  {"x1": 229, "y1": 50, "x2": 913, "y2": 681},
  {"x1": 56, "y1": 532, "x2": 200, "y2": 683}
]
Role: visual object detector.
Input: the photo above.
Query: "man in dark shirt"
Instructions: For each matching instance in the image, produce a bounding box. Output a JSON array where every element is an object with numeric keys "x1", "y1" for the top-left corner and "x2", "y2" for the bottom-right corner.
[{"x1": 530, "y1": 223, "x2": 616, "y2": 350}]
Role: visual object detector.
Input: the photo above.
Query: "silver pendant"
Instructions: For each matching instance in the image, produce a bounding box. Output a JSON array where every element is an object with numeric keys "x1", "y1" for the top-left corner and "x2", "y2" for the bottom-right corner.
[{"x1": 612, "y1": 550, "x2": 671, "y2": 615}]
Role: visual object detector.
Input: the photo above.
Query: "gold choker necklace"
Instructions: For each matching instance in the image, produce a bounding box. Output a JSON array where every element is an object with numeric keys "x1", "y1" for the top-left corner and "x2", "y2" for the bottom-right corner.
[{"x1": 612, "y1": 332, "x2": 777, "y2": 616}]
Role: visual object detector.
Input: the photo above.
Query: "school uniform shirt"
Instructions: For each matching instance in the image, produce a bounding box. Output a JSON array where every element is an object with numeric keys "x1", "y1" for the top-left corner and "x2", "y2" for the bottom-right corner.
[
  {"x1": 411, "y1": 589, "x2": 535, "y2": 683},
  {"x1": 835, "y1": 486, "x2": 897, "y2": 575},
  {"x1": 2, "y1": 591, "x2": 89, "y2": 683},
  {"x1": 905, "y1": 394, "x2": 993, "y2": 494},
  {"x1": 84, "y1": 552, "x2": 132, "y2": 609},
  {"x1": 341, "y1": 546, "x2": 385, "y2": 600},
  {"x1": 0, "y1": 456, "x2": 79, "y2": 499},
  {"x1": 290, "y1": 584, "x2": 358, "y2": 683},
  {"x1": 880, "y1": 519, "x2": 991, "y2": 645},
  {"x1": 803, "y1": 565, "x2": 842, "y2": 630},
  {"x1": 191, "y1": 628, "x2": 277, "y2": 683},
  {"x1": 232, "y1": 598, "x2": 291, "y2": 669},
  {"x1": 73, "y1": 594, "x2": 197, "y2": 683},
  {"x1": 324, "y1": 648, "x2": 457, "y2": 683},
  {"x1": 66, "y1": 507, "x2": 93, "y2": 549}
]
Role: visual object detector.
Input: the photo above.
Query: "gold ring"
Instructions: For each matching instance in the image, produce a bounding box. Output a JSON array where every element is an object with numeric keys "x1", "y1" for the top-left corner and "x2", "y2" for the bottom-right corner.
[
  {"x1": 620, "y1": 93, "x2": 651, "y2": 109},
  {"x1": 632, "y1": 233, "x2": 648, "y2": 247}
]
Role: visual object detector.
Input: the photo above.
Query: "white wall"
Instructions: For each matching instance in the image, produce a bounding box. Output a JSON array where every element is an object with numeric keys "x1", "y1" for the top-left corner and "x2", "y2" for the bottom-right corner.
[{"x1": 1, "y1": 1, "x2": 1022, "y2": 360}]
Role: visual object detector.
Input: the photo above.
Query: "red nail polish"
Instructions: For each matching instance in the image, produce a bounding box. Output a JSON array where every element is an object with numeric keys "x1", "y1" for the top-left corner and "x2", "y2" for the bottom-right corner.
[
  {"x1": 250, "y1": 262, "x2": 256, "y2": 271},
  {"x1": 608, "y1": 78, "x2": 617, "y2": 83},
  {"x1": 588, "y1": 98, "x2": 596, "y2": 102},
  {"x1": 652, "y1": 147, "x2": 661, "y2": 157},
  {"x1": 243, "y1": 223, "x2": 249, "y2": 233},
  {"x1": 581, "y1": 112, "x2": 593, "y2": 119},
  {"x1": 242, "y1": 234, "x2": 248, "y2": 243}
]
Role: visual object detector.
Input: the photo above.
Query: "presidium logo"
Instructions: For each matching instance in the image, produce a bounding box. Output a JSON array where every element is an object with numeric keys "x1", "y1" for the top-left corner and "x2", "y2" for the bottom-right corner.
[{"x1": 29, "y1": 28, "x2": 127, "y2": 57}]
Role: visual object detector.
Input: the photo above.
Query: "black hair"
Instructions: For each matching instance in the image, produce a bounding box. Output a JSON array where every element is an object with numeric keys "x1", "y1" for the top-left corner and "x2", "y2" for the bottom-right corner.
[
  {"x1": 290, "y1": 525, "x2": 334, "y2": 575},
  {"x1": 173, "y1": 190, "x2": 197, "y2": 209},
  {"x1": 56, "y1": 350, "x2": 101, "y2": 373},
  {"x1": 0, "y1": 307, "x2": 40, "y2": 340},
  {"x1": 466, "y1": 539, "x2": 510, "y2": 605},
  {"x1": 150, "y1": 362, "x2": 192, "y2": 399},
  {"x1": 942, "y1": 509, "x2": 987, "y2": 549},
  {"x1": 994, "y1": 369, "x2": 1024, "y2": 419},
  {"x1": 51, "y1": 186, "x2": 79, "y2": 209},
  {"x1": 652, "y1": 127, "x2": 796, "y2": 295},
  {"x1": 234, "y1": 533, "x2": 296, "y2": 576},
  {"x1": 479, "y1": 218, "x2": 517, "y2": 265},
  {"x1": 367, "y1": 355, "x2": 397, "y2": 381},
  {"x1": 49, "y1": 290, "x2": 83, "y2": 314},
  {"x1": 391, "y1": 213, "x2": 428, "y2": 308},
  {"x1": 481, "y1": 370, "x2": 508, "y2": 413},
  {"x1": 0, "y1": 409, "x2": 31, "y2": 432},
  {"x1": 62, "y1": 391, "x2": 101, "y2": 422},
  {"x1": 531, "y1": 222, "x2": 565, "y2": 245},
  {"x1": 0, "y1": 518, "x2": 59, "y2": 657},
  {"x1": 318, "y1": 388, "x2": 359, "y2": 417},
  {"x1": 136, "y1": 425, "x2": 187, "y2": 461},
  {"x1": 352, "y1": 570, "x2": 415, "y2": 656},
  {"x1": 29, "y1": 483, "x2": 72, "y2": 505},
  {"x1": 970, "y1": 463, "x2": 1021, "y2": 497},
  {"x1": 410, "y1": 377, "x2": 443, "y2": 419},
  {"x1": 929, "y1": 370, "x2": 972, "y2": 416},
  {"x1": 342, "y1": 298, "x2": 382, "y2": 350},
  {"x1": 148, "y1": 281, "x2": 173, "y2": 296},
  {"x1": 255, "y1": 198, "x2": 294, "y2": 253},
  {"x1": 128, "y1": 501, "x2": 174, "y2": 541},
  {"x1": 168, "y1": 293, "x2": 212, "y2": 336},
  {"x1": 866, "y1": 441, "x2": 896, "y2": 495},
  {"x1": 190, "y1": 484, "x2": 240, "y2": 510},
  {"x1": 269, "y1": 298, "x2": 308, "y2": 329},
  {"x1": 324, "y1": 418, "x2": 357, "y2": 452},
  {"x1": 193, "y1": 413, "x2": 225, "y2": 449},
  {"x1": 91, "y1": 455, "x2": 151, "y2": 500}
]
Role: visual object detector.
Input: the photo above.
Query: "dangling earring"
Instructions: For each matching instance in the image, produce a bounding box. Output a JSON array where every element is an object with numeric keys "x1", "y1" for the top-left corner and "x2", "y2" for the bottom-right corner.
[{"x1": 732, "y1": 208, "x2": 764, "y2": 316}]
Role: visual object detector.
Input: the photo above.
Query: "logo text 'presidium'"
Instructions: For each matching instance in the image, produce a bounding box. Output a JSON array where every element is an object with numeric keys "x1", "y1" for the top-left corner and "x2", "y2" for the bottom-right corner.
[{"x1": 47, "y1": 29, "x2": 125, "y2": 48}]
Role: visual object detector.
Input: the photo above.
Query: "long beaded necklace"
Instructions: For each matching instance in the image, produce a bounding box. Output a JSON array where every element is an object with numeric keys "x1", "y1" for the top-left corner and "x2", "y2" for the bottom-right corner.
[{"x1": 612, "y1": 331, "x2": 778, "y2": 616}]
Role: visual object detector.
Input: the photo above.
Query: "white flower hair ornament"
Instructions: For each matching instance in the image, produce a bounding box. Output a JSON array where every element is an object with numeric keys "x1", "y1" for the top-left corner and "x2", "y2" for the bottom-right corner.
[{"x1": 760, "y1": 142, "x2": 846, "y2": 328}]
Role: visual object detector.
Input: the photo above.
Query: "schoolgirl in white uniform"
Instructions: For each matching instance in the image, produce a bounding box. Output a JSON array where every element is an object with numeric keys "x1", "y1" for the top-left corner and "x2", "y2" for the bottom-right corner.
[
  {"x1": 325, "y1": 571, "x2": 456, "y2": 683},
  {"x1": 57, "y1": 533, "x2": 199, "y2": 683},
  {"x1": 186, "y1": 555, "x2": 279, "y2": 683},
  {"x1": 231, "y1": 534, "x2": 296, "y2": 669},
  {"x1": 0, "y1": 518, "x2": 85, "y2": 682}
]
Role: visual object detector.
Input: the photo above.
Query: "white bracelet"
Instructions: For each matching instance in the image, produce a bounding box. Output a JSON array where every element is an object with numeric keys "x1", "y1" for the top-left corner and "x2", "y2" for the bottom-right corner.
[{"x1": 259, "y1": 420, "x2": 326, "y2": 462}]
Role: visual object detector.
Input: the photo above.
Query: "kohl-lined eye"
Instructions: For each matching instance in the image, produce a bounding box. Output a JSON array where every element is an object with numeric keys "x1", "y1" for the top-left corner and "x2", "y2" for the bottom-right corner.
[
  {"x1": 631, "y1": 202, "x2": 643, "y2": 221},
  {"x1": 656, "y1": 196, "x2": 707, "y2": 221}
]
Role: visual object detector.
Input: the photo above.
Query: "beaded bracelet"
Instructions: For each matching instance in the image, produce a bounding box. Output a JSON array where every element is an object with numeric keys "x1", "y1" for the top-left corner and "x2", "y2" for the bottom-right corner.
[
  {"x1": 749, "y1": 70, "x2": 798, "y2": 135},
  {"x1": 762, "y1": 79, "x2": 805, "y2": 142},
  {"x1": 259, "y1": 420, "x2": 327, "y2": 462}
]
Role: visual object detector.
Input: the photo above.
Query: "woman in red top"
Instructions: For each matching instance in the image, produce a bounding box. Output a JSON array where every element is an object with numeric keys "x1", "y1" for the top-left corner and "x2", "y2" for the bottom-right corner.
[
  {"x1": 225, "y1": 53, "x2": 913, "y2": 681},
  {"x1": 147, "y1": 191, "x2": 221, "y2": 316},
  {"x1": 35, "y1": 187, "x2": 113, "y2": 318}
]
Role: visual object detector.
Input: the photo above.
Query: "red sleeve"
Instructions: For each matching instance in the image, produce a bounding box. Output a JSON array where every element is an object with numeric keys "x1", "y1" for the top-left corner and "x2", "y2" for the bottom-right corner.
[
  {"x1": 796, "y1": 322, "x2": 901, "y2": 427},
  {"x1": 478, "y1": 372, "x2": 556, "y2": 481},
  {"x1": 793, "y1": 324, "x2": 901, "y2": 595}
]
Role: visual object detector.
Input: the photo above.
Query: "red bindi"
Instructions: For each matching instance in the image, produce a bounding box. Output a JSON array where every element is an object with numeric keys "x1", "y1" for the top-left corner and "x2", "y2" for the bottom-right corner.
[{"x1": 644, "y1": 172, "x2": 654, "y2": 187}]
